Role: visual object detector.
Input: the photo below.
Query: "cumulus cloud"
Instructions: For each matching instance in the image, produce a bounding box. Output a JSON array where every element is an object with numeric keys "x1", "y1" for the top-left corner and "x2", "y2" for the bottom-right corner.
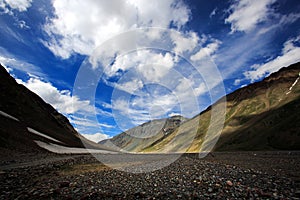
[
  {"x1": 43, "y1": 0, "x2": 190, "y2": 59},
  {"x1": 110, "y1": 73, "x2": 203, "y2": 128},
  {"x1": 0, "y1": 0, "x2": 32, "y2": 13},
  {"x1": 137, "y1": 52, "x2": 175, "y2": 82},
  {"x1": 190, "y1": 39, "x2": 221, "y2": 61},
  {"x1": 106, "y1": 50, "x2": 176, "y2": 88},
  {"x1": 171, "y1": 31, "x2": 199, "y2": 55},
  {"x1": 15, "y1": 76, "x2": 116, "y2": 136},
  {"x1": 16, "y1": 76, "x2": 94, "y2": 114},
  {"x1": 38, "y1": 0, "x2": 226, "y2": 131},
  {"x1": 81, "y1": 132, "x2": 110, "y2": 143},
  {"x1": 244, "y1": 36, "x2": 300, "y2": 81},
  {"x1": 225, "y1": 0, "x2": 276, "y2": 33},
  {"x1": 0, "y1": 55, "x2": 111, "y2": 136},
  {"x1": 194, "y1": 82, "x2": 207, "y2": 97}
]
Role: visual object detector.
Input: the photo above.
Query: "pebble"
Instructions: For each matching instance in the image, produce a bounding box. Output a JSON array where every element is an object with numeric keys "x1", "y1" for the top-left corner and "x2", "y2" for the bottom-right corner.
[
  {"x1": 0, "y1": 153, "x2": 298, "y2": 199},
  {"x1": 59, "y1": 181, "x2": 70, "y2": 188},
  {"x1": 226, "y1": 180, "x2": 233, "y2": 186}
]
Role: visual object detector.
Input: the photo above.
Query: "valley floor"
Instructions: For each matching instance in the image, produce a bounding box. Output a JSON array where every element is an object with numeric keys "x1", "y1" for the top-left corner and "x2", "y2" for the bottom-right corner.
[{"x1": 0, "y1": 151, "x2": 299, "y2": 199}]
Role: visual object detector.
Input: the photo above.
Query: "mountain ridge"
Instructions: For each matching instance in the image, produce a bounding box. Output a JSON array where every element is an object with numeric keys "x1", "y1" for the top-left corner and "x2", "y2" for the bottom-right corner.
[
  {"x1": 101, "y1": 62, "x2": 300, "y2": 152},
  {"x1": 99, "y1": 115, "x2": 187, "y2": 152},
  {"x1": 0, "y1": 64, "x2": 112, "y2": 158}
]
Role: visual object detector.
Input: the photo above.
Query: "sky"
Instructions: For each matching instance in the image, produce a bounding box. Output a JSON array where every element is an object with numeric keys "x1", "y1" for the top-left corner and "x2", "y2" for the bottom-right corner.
[{"x1": 0, "y1": 0, "x2": 300, "y2": 143}]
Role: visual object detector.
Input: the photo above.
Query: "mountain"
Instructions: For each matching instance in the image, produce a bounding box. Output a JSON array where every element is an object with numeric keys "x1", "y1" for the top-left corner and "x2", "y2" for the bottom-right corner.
[
  {"x1": 213, "y1": 63, "x2": 300, "y2": 151},
  {"x1": 101, "y1": 62, "x2": 300, "y2": 152},
  {"x1": 0, "y1": 64, "x2": 112, "y2": 158},
  {"x1": 99, "y1": 115, "x2": 187, "y2": 152}
]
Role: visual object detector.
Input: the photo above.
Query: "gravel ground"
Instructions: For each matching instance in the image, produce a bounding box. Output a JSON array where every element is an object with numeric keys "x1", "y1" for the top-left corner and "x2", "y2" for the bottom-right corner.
[{"x1": 0, "y1": 152, "x2": 299, "y2": 199}]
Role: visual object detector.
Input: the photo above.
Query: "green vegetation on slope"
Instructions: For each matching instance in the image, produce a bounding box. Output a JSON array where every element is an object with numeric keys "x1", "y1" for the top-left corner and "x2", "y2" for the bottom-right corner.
[{"x1": 102, "y1": 62, "x2": 300, "y2": 152}]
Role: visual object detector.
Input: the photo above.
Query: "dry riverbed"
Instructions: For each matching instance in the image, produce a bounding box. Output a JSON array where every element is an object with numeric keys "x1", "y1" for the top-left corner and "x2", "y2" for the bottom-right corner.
[{"x1": 0, "y1": 152, "x2": 299, "y2": 199}]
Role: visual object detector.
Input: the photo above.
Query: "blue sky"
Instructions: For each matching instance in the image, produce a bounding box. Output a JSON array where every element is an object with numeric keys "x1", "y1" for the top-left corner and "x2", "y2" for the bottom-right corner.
[{"x1": 0, "y1": 0, "x2": 300, "y2": 142}]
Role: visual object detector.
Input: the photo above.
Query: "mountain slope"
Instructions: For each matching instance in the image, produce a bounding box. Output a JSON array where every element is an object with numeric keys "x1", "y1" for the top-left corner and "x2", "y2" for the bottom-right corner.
[
  {"x1": 101, "y1": 62, "x2": 300, "y2": 152},
  {"x1": 99, "y1": 115, "x2": 187, "y2": 152},
  {"x1": 213, "y1": 63, "x2": 300, "y2": 151},
  {"x1": 0, "y1": 64, "x2": 112, "y2": 156}
]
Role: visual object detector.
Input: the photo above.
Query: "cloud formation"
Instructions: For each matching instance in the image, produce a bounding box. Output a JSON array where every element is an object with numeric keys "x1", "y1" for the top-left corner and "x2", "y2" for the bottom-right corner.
[
  {"x1": 225, "y1": 0, "x2": 276, "y2": 33},
  {"x1": 80, "y1": 133, "x2": 110, "y2": 143},
  {"x1": 43, "y1": 0, "x2": 190, "y2": 59},
  {"x1": 0, "y1": 0, "x2": 298, "y2": 147},
  {"x1": 0, "y1": 0, "x2": 32, "y2": 13},
  {"x1": 191, "y1": 39, "x2": 221, "y2": 61},
  {"x1": 16, "y1": 76, "x2": 94, "y2": 114},
  {"x1": 0, "y1": 53, "x2": 44, "y2": 77},
  {"x1": 244, "y1": 36, "x2": 300, "y2": 81},
  {"x1": 171, "y1": 31, "x2": 199, "y2": 55}
]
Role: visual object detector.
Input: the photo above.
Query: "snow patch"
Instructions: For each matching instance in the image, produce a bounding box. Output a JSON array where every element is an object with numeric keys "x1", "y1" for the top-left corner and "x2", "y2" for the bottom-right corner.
[
  {"x1": 286, "y1": 75, "x2": 299, "y2": 95},
  {"x1": 289, "y1": 77, "x2": 299, "y2": 90},
  {"x1": 0, "y1": 110, "x2": 19, "y2": 121},
  {"x1": 27, "y1": 127, "x2": 63, "y2": 144},
  {"x1": 35, "y1": 140, "x2": 117, "y2": 154}
]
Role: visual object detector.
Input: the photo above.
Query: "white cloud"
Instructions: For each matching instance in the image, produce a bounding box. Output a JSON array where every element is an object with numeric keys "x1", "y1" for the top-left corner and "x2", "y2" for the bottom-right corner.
[
  {"x1": 114, "y1": 79, "x2": 144, "y2": 94},
  {"x1": 6, "y1": 66, "x2": 110, "y2": 136},
  {"x1": 210, "y1": 8, "x2": 217, "y2": 18},
  {"x1": 70, "y1": 116, "x2": 114, "y2": 129},
  {"x1": 17, "y1": 20, "x2": 30, "y2": 29},
  {"x1": 110, "y1": 74, "x2": 203, "y2": 128},
  {"x1": 0, "y1": 0, "x2": 32, "y2": 13},
  {"x1": 96, "y1": 108, "x2": 113, "y2": 118},
  {"x1": 257, "y1": 12, "x2": 300, "y2": 35},
  {"x1": 112, "y1": 98, "x2": 151, "y2": 126},
  {"x1": 174, "y1": 77, "x2": 193, "y2": 96},
  {"x1": 100, "y1": 43, "x2": 216, "y2": 129},
  {"x1": 137, "y1": 52, "x2": 175, "y2": 82},
  {"x1": 225, "y1": 0, "x2": 276, "y2": 33},
  {"x1": 170, "y1": 31, "x2": 199, "y2": 55},
  {"x1": 100, "y1": 102, "x2": 113, "y2": 109},
  {"x1": 234, "y1": 79, "x2": 241, "y2": 86},
  {"x1": 81, "y1": 133, "x2": 111, "y2": 143},
  {"x1": 244, "y1": 36, "x2": 300, "y2": 81},
  {"x1": 16, "y1": 76, "x2": 94, "y2": 114},
  {"x1": 107, "y1": 50, "x2": 176, "y2": 84},
  {"x1": 1, "y1": 63, "x2": 11, "y2": 72},
  {"x1": 190, "y1": 39, "x2": 221, "y2": 61},
  {"x1": 0, "y1": 54, "x2": 45, "y2": 77},
  {"x1": 43, "y1": 0, "x2": 190, "y2": 59},
  {"x1": 0, "y1": 55, "x2": 94, "y2": 121},
  {"x1": 194, "y1": 82, "x2": 207, "y2": 97},
  {"x1": 112, "y1": 90, "x2": 179, "y2": 125},
  {"x1": 168, "y1": 112, "x2": 181, "y2": 117}
]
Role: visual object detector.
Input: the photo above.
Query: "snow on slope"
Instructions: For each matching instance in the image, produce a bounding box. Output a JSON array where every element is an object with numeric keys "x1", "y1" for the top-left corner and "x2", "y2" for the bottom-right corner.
[
  {"x1": 0, "y1": 110, "x2": 19, "y2": 121},
  {"x1": 27, "y1": 127, "x2": 63, "y2": 144},
  {"x1": 35, "y1": 140, "x2": 117, "y2": 154},
  {"x1": 286, "y1": 74, "x2": 299, "y2": 95}
]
